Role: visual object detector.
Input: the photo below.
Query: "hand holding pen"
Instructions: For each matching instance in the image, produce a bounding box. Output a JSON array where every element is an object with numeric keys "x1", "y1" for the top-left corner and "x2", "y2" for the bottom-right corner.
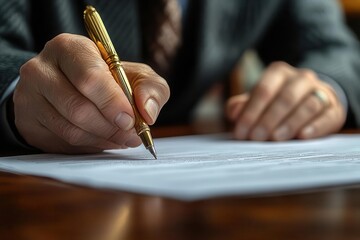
[
  {"x1": 14, "y1": 27, "x2": 169, "y2": 154},
  {"x1": 84, "y1": 5, "x2": 159, "y2": 158}
]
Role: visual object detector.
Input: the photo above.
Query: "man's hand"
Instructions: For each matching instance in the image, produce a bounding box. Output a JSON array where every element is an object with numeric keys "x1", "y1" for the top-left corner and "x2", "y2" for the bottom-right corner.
[
  {"x1": 14, "y1": 33, "x2": 170, "y2": 153},
  {"x1": 226, "y1": 62, "x2": 346, "y2": 141}
]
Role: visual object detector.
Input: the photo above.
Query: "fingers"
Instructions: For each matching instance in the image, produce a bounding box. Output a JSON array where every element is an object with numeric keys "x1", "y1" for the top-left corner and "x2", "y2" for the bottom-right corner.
[
  {"x1": 229, "y1": 61, "x2": 346, "y2": 141},
  {"x1": 43, "y1": 34, "x2": 136, "y2": 131},
  {"x1": 31, "y1": 130, "x2": 106, "y2": 154},
  {"x1": 233, "y1": 62, "x2": 296, "y2": 139},
  {"x1": 25, "y1": 57, "x2": 121, "y2": 141},
  {"x1": 298, "y1": 92, "x2": 346, "y2": 139},
  {"x1": 273, "y1": 83, "x2": 345, "y2": 141},
  {"x1": 36, "y1": 98, "x2": 123, "y2": 150},
  {"x1": 272, "y1": 93, "x2": 323, "y2": 140},
  {"x1": 252, "y1": 70, "x2": 317, "y2": 140},
  {"x1": 44, "y1": 34, "x2": 169, "y2": 127},
  {"x1": 14, "y1": 88, "x2": 122, "y2": 153},
  {"x1": 16, "y1": 33, "x2": 167, "y2": 153}
]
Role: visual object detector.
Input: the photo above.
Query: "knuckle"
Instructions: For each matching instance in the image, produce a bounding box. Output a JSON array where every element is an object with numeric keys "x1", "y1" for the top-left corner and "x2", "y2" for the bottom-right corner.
[
  {"x1": 133, "y1": 69, "x2": 152, "y2": 81},
  {"x1": 254, "y1": 83, "x2": 272, "y2": 101},
  {"x1": 97, "y1": 92, "x2": 118, "y2": 112},
  {"x1": 43, "y1": 34, "x2": 75, "y2": 64},
  {"x1": 77, "y1": 72, "x2": 115, "y2": 110},
  {"x1": 63, "y1": 128, "x2": 86, "y2": 146},
  {"x1": 299, "y1": 69, "x2": 317, "y2": 80},
  {"x1": 46, "y1": 33, "x2": 72, "y2": 52},
  {"x1": 133, "y1": 71, "x2": 170, "y2": 104},
  {"x1": 79, "y1": 67, "x2": 103, "y2": 93},
  {"x1": 65, "y1": 96, "x2": 89, "y2": 125},
  {"x1": 124, "y1": 62, "x2": 154, "y2": 76},
  {"x1": 268, "y1": 61, "x2": 289, "y2": 71},
  {"x1": 132, "y1": 63, "x2": 161, "y2": 80},
  {"x1": 305, "y1": 104, "x2": 318, "y2": 115},
  {"x1": 138, "y1": 63, "x2": 153, "y2": 72},
  {"x1": 305, "y1": 97, "x2": 321, "y2": 114},
  {"x1": 20, "y1": 58, "x2": 36, "y2": 77},
  {"x1": 77, "y1": 70, "x2": 118, "y2": 112},
  {"x1": 278, "y1": 91, "x2": 296, "y2": 107},
  {"x1": 38, "y1": 109, "x2": 55, "y2": 126},
  {"x1": 46, "y1": 34, "x2": 95, "y2": 63}
]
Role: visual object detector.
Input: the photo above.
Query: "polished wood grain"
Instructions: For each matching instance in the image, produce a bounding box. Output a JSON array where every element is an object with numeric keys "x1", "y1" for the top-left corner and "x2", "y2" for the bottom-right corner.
[
  {"x1": 1, "y1": 172, "x2": 360, "y2": 240},
  {"x1": 1, "y1": 129, "x2": 360, "y2": 240}
]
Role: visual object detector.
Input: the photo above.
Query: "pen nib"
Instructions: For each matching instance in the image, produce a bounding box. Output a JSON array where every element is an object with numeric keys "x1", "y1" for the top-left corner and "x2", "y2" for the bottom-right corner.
[{"x1": 147, "y1": 146, "x2": 157, "y2": 159}]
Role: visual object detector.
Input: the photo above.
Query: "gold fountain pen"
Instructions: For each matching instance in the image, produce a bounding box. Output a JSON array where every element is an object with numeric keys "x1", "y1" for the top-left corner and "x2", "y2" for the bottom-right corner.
[{"x1": 83, "y1": 6, "x2": 157, "y2": 159}]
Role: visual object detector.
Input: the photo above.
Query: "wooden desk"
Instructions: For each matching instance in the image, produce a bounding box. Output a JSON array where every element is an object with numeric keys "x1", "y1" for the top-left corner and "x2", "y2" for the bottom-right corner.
[{"x1": 1, "y1": 129, "x2": 360, "y2": 240}]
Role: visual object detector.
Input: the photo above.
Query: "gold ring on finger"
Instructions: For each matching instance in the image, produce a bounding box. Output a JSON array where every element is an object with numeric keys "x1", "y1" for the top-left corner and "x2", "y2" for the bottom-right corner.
[{"x1": 313, "y1": 89, "x2": 330, "y2": 107}]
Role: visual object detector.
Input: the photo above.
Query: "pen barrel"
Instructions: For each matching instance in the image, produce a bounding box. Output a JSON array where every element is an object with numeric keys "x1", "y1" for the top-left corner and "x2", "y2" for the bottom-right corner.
[
  {"x1": 84, "y1": 6, "x2": 154, "y2": 149},
  {"x1": 111, "y1": 66, "x2": 151, "y2": 137},
  {"x1": 83, "y1": 6, "x2": 118, "y2": 61},
  {"x1": 114, "y1": 65, "x2": 153, "y2": 149}
]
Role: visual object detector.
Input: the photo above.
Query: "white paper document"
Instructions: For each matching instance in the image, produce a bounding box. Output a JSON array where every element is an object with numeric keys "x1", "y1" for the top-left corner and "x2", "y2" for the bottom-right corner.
[{"x1": 1, "y1": 134, "x2": 360, "y2": 200}]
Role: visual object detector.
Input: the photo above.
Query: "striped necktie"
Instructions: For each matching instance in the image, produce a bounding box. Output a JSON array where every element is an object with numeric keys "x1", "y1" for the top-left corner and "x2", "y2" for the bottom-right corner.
[{"x1": 142, "y1": 0, "x2": 183, "y2": 77}]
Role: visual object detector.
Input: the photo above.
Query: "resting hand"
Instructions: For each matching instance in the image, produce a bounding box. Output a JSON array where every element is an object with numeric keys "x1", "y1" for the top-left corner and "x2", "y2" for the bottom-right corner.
[
  {"x1": 226, "y1": 62, "x2": 346, "y2": 141},
  {"x1": 14, "y1": 33, "x2": 170, "y2": 153}
]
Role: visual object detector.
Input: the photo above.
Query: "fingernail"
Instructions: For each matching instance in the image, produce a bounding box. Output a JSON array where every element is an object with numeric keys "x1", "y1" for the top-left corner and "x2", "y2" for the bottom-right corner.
[
  {"x1": 145, "y1": 98, "x2": 159, "y2": 122},
  {"x1": 115, "y1": 112, "x2": 134, "y2": 131},
  {"x1": 235, "y1": 125, "x2": 248, "y2": 139},
  {"x1": 302, "y1": 126, "x2": 314, "y2": 138},
  {"x1": 251, "y1": 126, "x2": 268, "y2": 141},
  {"x1": 274, "y1": 125, "x2": 290, "y2": 140}
]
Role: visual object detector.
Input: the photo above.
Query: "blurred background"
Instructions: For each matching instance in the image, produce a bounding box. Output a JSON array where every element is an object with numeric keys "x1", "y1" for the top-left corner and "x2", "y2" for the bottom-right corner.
[
  {"x1": 342, "y1": 0, "x2": 360, "y2": 38},
  {"x1": 191, "y1": 0, "x2": 360, "y2": 133}
]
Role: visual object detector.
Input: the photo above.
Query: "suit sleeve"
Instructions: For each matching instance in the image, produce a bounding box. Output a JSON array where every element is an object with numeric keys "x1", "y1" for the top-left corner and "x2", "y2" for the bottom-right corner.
[
  {"x1": 0, "y1": 0, "x2": 37, "y2": 151},
  {"x1": 255, "y1": 0, "x2": 360, "y2": 128}
]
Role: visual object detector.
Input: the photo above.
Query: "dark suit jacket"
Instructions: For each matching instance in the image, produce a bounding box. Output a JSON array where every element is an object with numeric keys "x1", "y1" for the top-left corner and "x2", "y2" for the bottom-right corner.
[{"x1": 1, "y1": 0, "x2": 360, "y2": 150}]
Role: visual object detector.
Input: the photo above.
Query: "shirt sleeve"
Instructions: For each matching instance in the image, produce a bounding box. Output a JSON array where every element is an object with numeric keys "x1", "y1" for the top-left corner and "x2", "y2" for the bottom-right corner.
[{"x1": 0, "y1": 77, "x2": 38, "y2": 152}]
